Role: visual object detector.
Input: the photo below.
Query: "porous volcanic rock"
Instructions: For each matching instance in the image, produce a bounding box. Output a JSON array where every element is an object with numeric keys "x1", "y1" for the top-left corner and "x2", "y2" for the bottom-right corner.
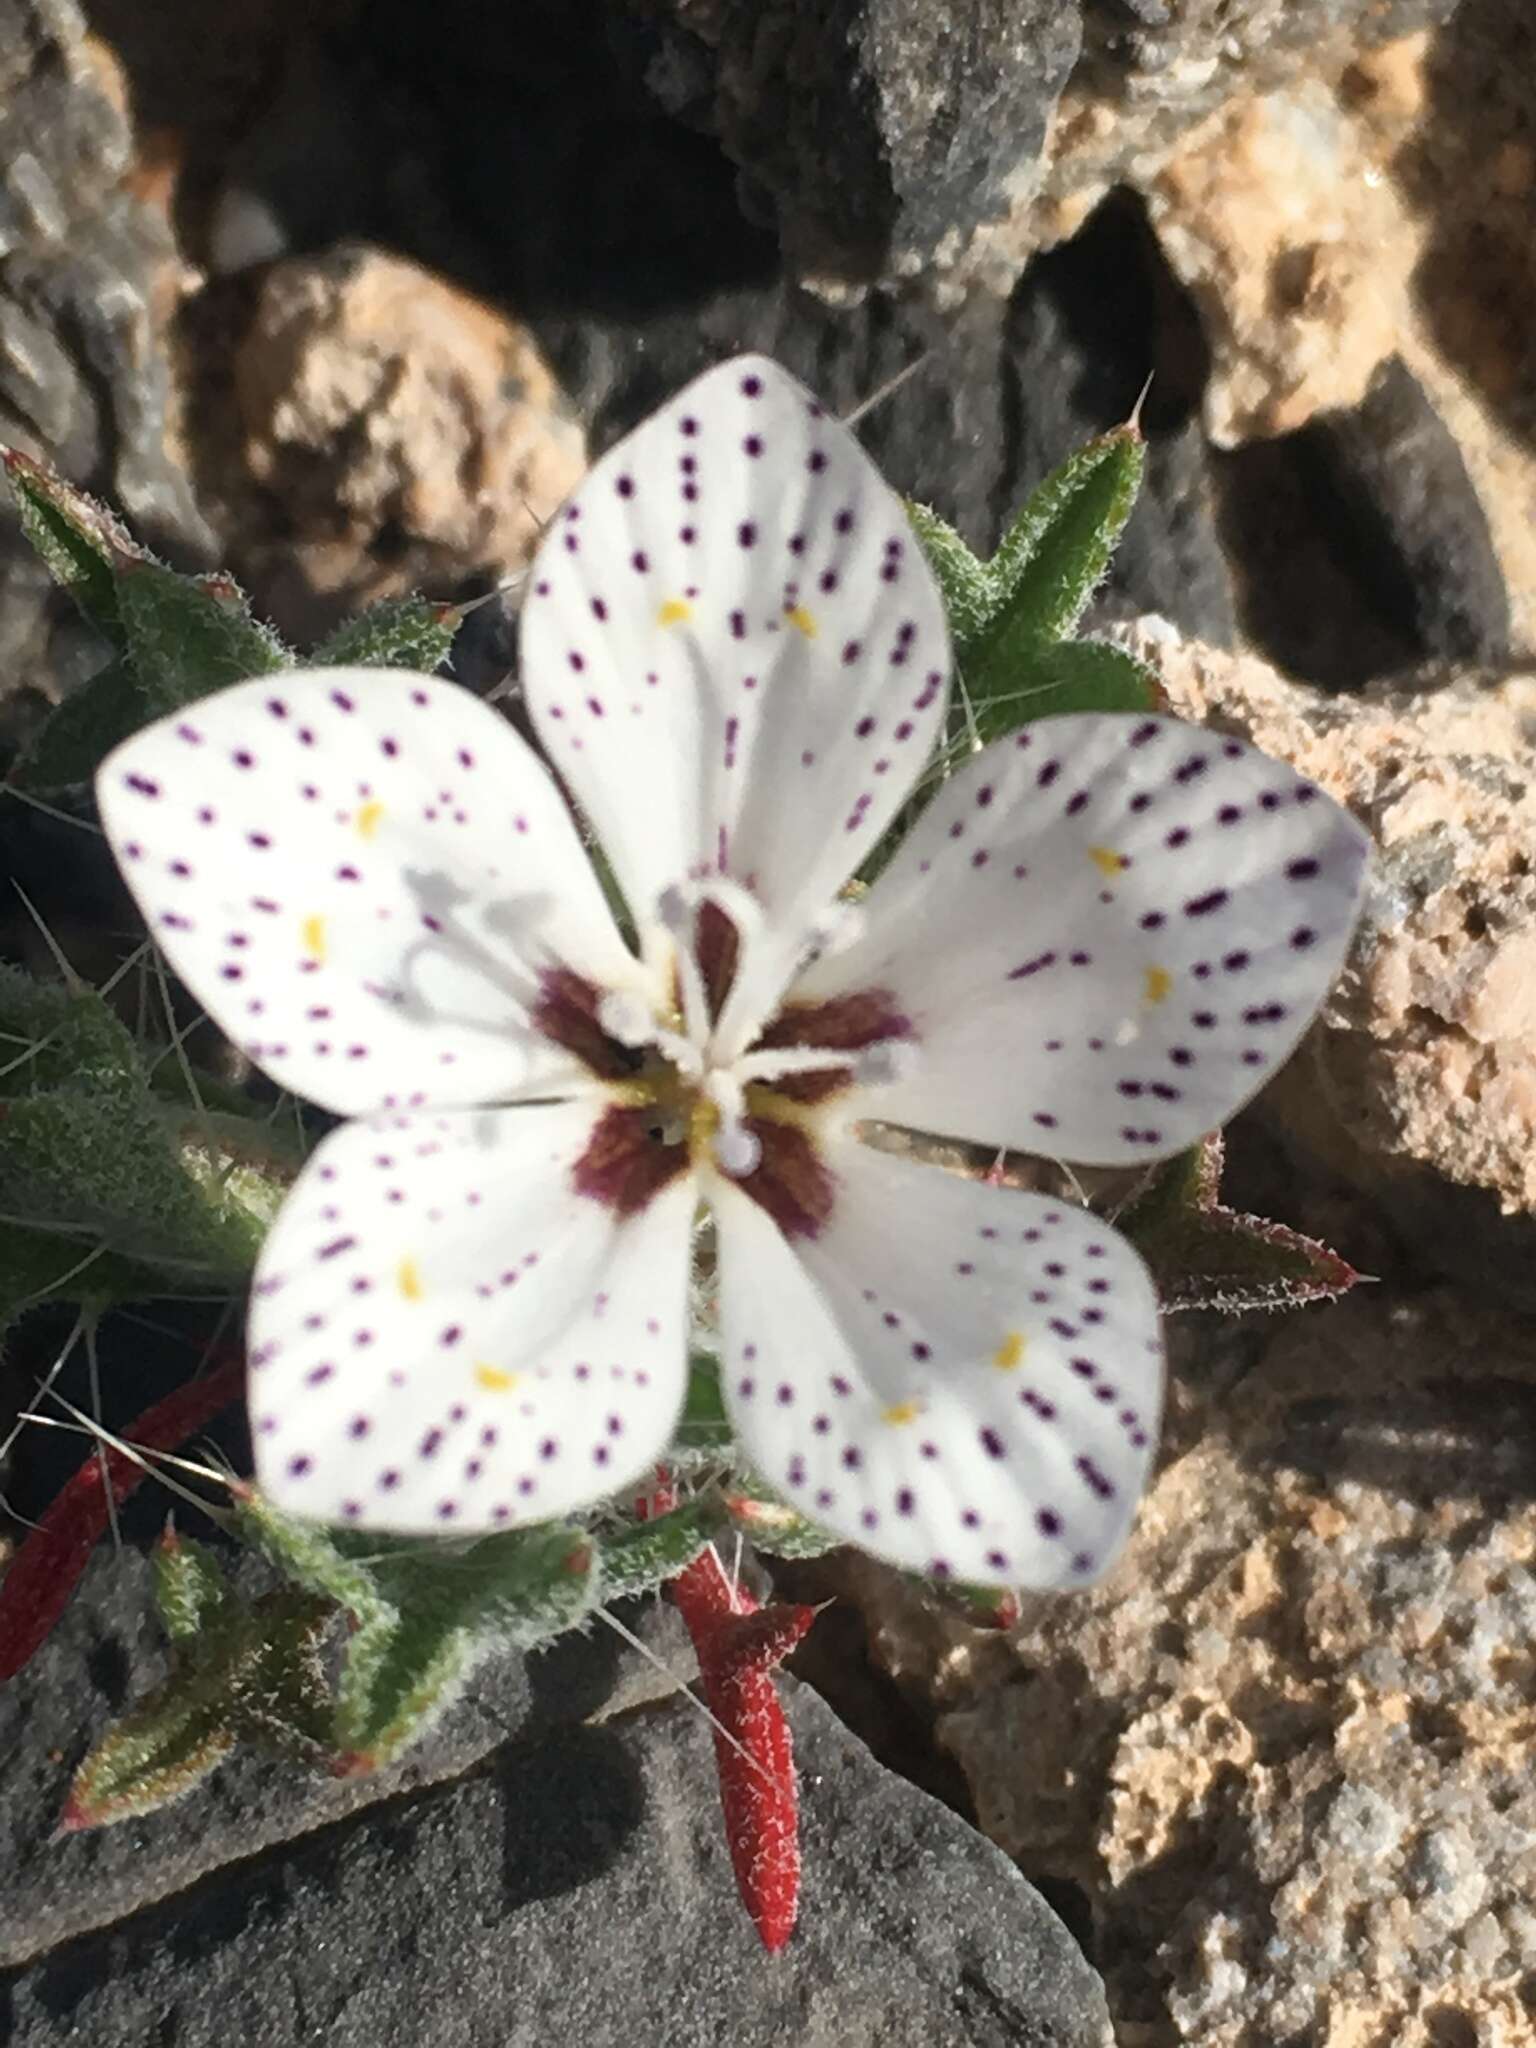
[{"x1": 179, "y1": 242, "x2": 586, "y2": 645}]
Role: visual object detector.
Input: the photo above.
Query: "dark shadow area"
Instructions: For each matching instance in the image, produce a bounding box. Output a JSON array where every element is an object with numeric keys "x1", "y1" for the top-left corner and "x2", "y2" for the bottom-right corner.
[
  {"x1": 1004, "y1": 188, "x2": 1236, "y2": 645},
  {"x1": 0, "y1": 1298, "x2": 250, "y2": 1547},
  {"x1": 340, "y1": 0, "x2": 781, "y2": 321},
  {"x1": 1215, "y1": 356, "x2": 1509, "y2": 688},
  {"x1": 1262, "y1": 1376, "x2": 1536, "y2": 1509},
  {"x1": 1216, "y1": 432, "x2": 1426, "y2": 688},
  {"x1": 771, "y1": 1555, "x2": 981, "y2": 1820},
  {"x1": 1401, "y1": 0, "x2": 1536, "y2": 458},
  {"x1": 492, "y1": 1722, "x2": 647, "y2": 1915}
]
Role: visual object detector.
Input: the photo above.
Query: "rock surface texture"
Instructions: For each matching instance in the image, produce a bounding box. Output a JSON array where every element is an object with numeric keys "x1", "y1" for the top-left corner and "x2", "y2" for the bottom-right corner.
[
  {"x1": 180, "y1": 244, "x2": 586, "y2": 644},
  {"x1": 0, "y1": 1554, "x2": 1113, "y2": 2048},
  {"x1": 0, "y1": 0, "x2": 212, "y2": 759},
  {"x1": 623, "y1": 0, "x2": 1084, "y2": 280},
  {"x1": 618, "y1": 0, "x2": 1465, "y2": 283},
  {"x1": 914, "y1": 1281, "x2": 1536, "y2": 2048}
]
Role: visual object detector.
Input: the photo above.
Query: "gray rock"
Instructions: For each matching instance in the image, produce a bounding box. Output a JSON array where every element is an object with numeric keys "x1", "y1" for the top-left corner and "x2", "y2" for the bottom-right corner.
[
  {"x1": 0, "y1": 1550, "x2": 693, "y2": 1970},
  {"x1": 0, "y1": 0, "x2": 213, "y2": 765},
  {"x1": 544, "y1": 206, "x2": 1235, "y2": 647},
  {"x1": 624, "y1": 0, "x2": 1084, "y2": 279},
  {"x1": 1, "y1": 1551, "x2": 1112, "y2": 2047}
]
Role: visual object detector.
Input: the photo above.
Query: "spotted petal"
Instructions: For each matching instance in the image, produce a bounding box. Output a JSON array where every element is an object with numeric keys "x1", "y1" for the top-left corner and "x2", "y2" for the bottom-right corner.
[
  {"x1": 798, "y1": 714, "x2": 1370, "y2": 1165},
  {"x1": 97, "y1": 670, "x2": 648, "y2": 1117},
  {"x1": 520, "y1": 354, "x2": 950, "y2": 947},
  {"x1": 712, "y1": 1141, "x2": 1162, "y2": 1588},
  {"x1": 248, "y1": 1102, "x2": 694, "y2": 1531}
]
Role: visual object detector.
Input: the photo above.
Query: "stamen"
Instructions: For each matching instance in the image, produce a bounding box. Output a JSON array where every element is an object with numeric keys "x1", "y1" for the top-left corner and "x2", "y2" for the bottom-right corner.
[
  {"x1": 854, "y1": 1040, "x2": 919, "y2": 1086},
  {"x1": 597, "y1": 991, "x2": 657, "y2": 1046},
  {"x1": 596, "y1": 989, "x2": 703, "y2": 1078},
  {"x1": 802, "y1": 901, "x2": 866, "y2": 961},
  {"x1": 732, "y1": 1045, "x2": 862, "y2": 1086},
  {"x1": 704, "y1": 1070, "x2": 761, "y2": 1178},
  {"x1": 713, "y1": 1122, "x2": 763, "y2": 1177},
  {"x1": 731, "y1": 1038, "x2": 918, "y2": 1091},
  {"x1": 656, "y1": 886, "x2": 713, "y2": 1051}
]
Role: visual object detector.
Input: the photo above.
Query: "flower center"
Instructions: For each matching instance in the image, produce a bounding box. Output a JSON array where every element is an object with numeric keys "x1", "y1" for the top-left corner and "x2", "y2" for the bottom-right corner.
[
  {"x1": 594, "y1": 880, "x2": 914, "y2": 1180},
  {"x1": 542, "y1": 882, "x2": 915, "y2": 1237}
]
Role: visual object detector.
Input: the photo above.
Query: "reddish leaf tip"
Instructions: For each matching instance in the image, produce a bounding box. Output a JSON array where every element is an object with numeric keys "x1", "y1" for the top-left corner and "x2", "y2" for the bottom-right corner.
[{"x1": 56, "y1": 1791, "x2": 93, "y2": 1835}]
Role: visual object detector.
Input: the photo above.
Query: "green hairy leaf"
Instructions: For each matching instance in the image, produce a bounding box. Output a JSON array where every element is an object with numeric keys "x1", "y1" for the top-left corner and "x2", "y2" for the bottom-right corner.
[
  {"x1": 903, "y1": 501, "x2": 994, "y2": 651},
  {"x1": 0, "y1": 969, "x2": 274, "y2": 1302},
  {"x1": 117, "y1": 561, "x2": 290, "y2": 713},
  {"x1": 63, "y1": 1589, "x2": 333, "y2": 1831},
  {"x1": 152, "y1": 1525, "x2": 237, "y2": 1642},
  {"x1": 906, "y1": 425, "x2": 1156, "y2": 774},
  {"x1": 599, "y1": 1500, "x2": 714, "y2": 1601},
  {"x1": 983, "y1": 427, "x2": 1144, "y2": 650},
  {"x1": 0, "y1": 446, "x2": 145, "y2": 640},
  {"x1": 311, "y1": 596, "x2": 461, "y2": 673},
  {"x1": 958, "y1": 639, "x2": 1162, "y2": 751},
  {"x1": 12, "y1": 659, "x2": 156, "y2": 791},
  {"x1": 1117, "y1": 1133, "x2": 1360, "y2": 1314},
  {"x1": 237, "y1": 1493, "x2": 598, "y2": 1770},
  {"x1": 337, "y1": 1523, "x2": 597, "y2": 1768},
  {"x1": 669, "y1": 1352, "x2": 735, "y2": 1467}
]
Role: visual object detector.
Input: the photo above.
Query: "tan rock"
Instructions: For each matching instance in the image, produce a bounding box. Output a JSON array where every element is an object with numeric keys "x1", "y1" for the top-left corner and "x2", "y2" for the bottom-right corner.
[
  {"x1": 1032, "y1": 17, "x2": 1536, "y2": 655},
  {"x1": 1146, "y1": 78, "x2": 1420, "y2": 446},
  {"x1": 180, "y1": 244, "x2": 585, "y2": 642},
  {"x1": 835, "y1": 1285, "x2": 1536, "y2": 2047}
]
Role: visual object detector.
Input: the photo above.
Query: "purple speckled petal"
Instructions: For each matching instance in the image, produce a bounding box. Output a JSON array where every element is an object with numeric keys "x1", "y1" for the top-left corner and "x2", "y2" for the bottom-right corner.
[
  {"x1": 96, "y1": 668, "x2": 647, "y2": 1117},
  {"x1": 520, "y1": 354, "x2": 950, "y2": 938},
  {"x1": 712, "y1": 1138, "x2": 1162, "y2": 1589},
  {"x1": 800, "y1": 714, "x2": 1370, "y2": 1165},
  {"x1": 249, "y1": 1101, "x2": 693, "y2": 1532}
]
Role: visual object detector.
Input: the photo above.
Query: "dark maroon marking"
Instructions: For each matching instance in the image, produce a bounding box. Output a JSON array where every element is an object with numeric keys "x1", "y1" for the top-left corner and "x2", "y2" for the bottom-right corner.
[
  {"x1": 733, "y1": 1114, "x2": 836, "y2": 1241},
  {"x1": 531, "y1": 968, "x2": 641, "y2": 1081},
  {"x1": 693, "y1": 897, "x2": 741, "y2": 1022},
  {"x1": 572, "y1": 1105, "x2": 689, "y2": 1219},
  {"x1": 750, "y1": 988, "x2": 913, "y2": 1105}
]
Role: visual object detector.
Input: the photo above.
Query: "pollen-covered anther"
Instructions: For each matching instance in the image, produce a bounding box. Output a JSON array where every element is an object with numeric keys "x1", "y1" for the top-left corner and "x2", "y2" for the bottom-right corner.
[
  {"x1": 702, "y1": 1070, "x2": 761, "y2": 1179},
  {"x1": 854, "y1": 1040, "x2": 919, "y2": 1088},
  {"x1": 802, "y1": 900, "x2": 866, "y2": 963},
  {"x1": 713, "y1": 1121, "x2": 764, "y2": 1178}
]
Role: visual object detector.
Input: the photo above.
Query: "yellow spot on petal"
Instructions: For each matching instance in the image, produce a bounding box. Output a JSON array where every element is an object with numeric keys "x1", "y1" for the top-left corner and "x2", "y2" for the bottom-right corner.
[
  {"x1": 474, "y1": 1363, "x2": 518, "y2": 1393},
  {"x1": 786, "y1": 604, "x2": 817, "y2": 638},
  {"x1": 1089, "y1": 845, "x2": 1127, "y2": 878},
  {"x1": 396, "y1": 1257, "x2": 422, "y2": 1301},
  {"x1": 993, "y1": 1330, "x2": 1026, "y2": 1372},
  {"x1": 301, "y1": 914, "x2": 326, "y2": 963},
  {"x1": 658, "y1": 597, "x2": 692, "y2": 627},
  {"x1": 356, "y1": 800, "x2": 384, "y2": 840},
  {"x1": 883, "y1": 1401, "x2": 922, "y2": 1427},
  {"x1": 1144, "y1": 965, "x2": 1172, "y2": 1006}
]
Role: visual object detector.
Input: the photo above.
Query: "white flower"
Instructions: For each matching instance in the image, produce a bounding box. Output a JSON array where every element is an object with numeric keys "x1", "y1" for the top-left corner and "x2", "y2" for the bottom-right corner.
[{"x1": 96, "y1": 356, "x2": 1368, "y2": 1588}]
